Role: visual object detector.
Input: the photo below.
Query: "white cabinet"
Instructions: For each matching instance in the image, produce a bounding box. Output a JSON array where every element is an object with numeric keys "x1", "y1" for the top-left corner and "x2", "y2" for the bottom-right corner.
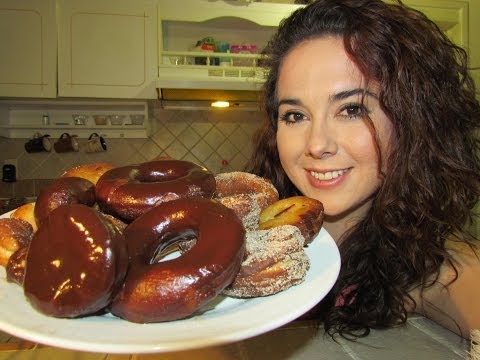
[
  {"x1": 389, "y1": 0, "x2": 478, "y2": 96},
  {"x1": 401, "y1": 0, "x2": 467, "y2": 47},
  {"x1": 57, "y1": 0, "x2": 158, "y2": 99},
  {"x1": 0, "y1": 0, "x2": 57, "y2": 98}
]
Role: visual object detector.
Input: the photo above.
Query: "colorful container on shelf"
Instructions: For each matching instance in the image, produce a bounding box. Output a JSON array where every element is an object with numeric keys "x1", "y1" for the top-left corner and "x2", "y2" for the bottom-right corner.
[{"x1": 230, "y1": 44, "x2": 258, "y2": 66}]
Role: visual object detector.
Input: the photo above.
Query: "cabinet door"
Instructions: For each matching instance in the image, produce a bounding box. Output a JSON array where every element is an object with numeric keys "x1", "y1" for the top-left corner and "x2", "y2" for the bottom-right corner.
[
  {"x1": 0, "y1": 0, "x2": 56, "y2": 98},
  {"x1": 401, "y1": 0, "x2": 479, "y2": 97},
  {"x1": 465, "y1": 0, "x2": 480, "y2": 98},
  {"x1": 58, "y1": 0, "x2": 157, "y2": 99}
]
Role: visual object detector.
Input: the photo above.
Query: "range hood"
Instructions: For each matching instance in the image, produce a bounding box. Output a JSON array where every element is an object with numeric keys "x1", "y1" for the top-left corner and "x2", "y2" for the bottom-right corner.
[
  {"x1": 157, "y1": 87, "x2": 262, "y2": 111},
  {"x1": 159, "y1": 87, "x2": 260, "y2": 102},
  {"x1": 156, "y1": 0, "x2": 303, "y2": 106}
]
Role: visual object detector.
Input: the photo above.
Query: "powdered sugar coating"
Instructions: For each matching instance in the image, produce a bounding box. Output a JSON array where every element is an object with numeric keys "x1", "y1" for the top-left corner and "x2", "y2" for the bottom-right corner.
[
  {"x1": 214, "y1": 172, "x2": 279, "y2": 231},
  {"x1": 216, "y1": 194, "x2": 263, "y2": 231},
  {"x1": 223, "y1": 225, "x2": 310, "y2": 298}
]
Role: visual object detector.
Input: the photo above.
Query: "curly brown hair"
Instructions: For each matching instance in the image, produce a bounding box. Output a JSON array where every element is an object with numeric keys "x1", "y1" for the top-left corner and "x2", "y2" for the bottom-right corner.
[{"x1": 247, "y1": 0, "x2": 480, "y2": 338}]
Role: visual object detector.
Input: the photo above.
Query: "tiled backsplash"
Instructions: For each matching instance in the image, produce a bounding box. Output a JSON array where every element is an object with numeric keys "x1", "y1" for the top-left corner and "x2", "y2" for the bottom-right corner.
[{"x1": 0, "y1": 101, "x2": 264, "y2": 199}]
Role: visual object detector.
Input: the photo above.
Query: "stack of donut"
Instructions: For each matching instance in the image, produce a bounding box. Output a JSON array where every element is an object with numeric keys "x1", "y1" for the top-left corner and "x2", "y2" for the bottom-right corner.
[
  {"x1": 214, "y1": 173, "x2": 324, "y2": 298},
  {"x1": 0, "y1": 159, "x2": 324, "y2": 323},
  {"x1": 222, "y1": 225, "x2": 311, "y2": 298}
]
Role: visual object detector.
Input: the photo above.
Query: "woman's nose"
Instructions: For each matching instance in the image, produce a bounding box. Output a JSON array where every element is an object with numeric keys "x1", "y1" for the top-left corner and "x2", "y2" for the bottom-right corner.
[{"x1": 305, "y1": 119, "x2": 338, "y2": 159}]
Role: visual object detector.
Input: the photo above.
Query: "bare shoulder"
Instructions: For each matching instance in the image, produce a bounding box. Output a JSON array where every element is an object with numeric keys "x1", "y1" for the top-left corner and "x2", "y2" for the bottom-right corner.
[{"x1": 413, "y1": 239, "x2": 480, "y2": 338}]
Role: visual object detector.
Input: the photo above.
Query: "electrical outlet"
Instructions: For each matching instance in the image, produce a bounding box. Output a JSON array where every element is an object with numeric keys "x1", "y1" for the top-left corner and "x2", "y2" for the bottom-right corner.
[{"x1": 4, "y1": 159, "x2": 17, "y2": 168}]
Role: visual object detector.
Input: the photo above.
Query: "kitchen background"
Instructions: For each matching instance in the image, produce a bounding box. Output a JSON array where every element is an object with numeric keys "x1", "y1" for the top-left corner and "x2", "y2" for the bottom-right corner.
[{"x1": 0, "y1": 103, "x2": 263, "y2": 201}]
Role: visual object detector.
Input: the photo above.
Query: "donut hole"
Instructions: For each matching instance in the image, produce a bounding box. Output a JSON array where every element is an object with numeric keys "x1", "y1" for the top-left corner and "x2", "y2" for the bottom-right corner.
[{"x1": 151, "y1": 231, "x2": 198, "y2": 263}]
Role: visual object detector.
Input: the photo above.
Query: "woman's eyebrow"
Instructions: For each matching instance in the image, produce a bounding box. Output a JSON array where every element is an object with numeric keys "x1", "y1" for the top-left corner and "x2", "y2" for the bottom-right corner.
[
  {"x1": 277, "y1": 98, "x2": 302, "y2": 107},
  {"x1": 330, "y1": 88, "x2": 378, "y2": 101},
  {"x1": 277, "y1": 88, "x2": 378, "y2": 107}
]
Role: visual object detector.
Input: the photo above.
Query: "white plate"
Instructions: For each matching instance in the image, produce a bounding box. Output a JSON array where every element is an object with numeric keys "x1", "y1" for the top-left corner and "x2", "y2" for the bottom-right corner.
[{"x1": 0, "y1": 209, "x2": 340, "y2": 354}]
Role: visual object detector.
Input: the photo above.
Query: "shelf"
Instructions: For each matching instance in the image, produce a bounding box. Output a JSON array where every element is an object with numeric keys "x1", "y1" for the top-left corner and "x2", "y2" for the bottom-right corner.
[
  {"x1": 0, "y1": 127, "x2": 148, "y2": 139},
  {"x1": 0, "y1": 99, "x2": 150, "y2": 139},
  {"x1": 0, "y1": 125, "x2": 148, "y2": 139},
  {"x1": 158, "y1": 51, "x2": 267, "y2": 91},
  {"x1": 0, "y1": 124, "x2": 146, "y2": 130}
]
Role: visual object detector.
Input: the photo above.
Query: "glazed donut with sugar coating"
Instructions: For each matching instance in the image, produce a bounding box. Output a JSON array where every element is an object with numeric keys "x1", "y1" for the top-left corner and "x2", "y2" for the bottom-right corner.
[
  {"x1": 223, "y1": 225, "x2": 310, "y2": 298},
  {"x1": 61, "y1": 162, "x2": 114, "y2": 185},
  {"x1": 110, "y1": 197, "x2": 246, "y2": 323},
  {"x1": 34, "y1": 177, "x2": 96, "y2": 227},
  {"x1": 95, "y1": 159, "x2": 216, "y2": 222},
  {"x1": 0, "y1": 218, "x2": 33, "y2": 267},
  {"x1": 258, "y1": 196, "x2": 324, "y2": 245},
  {"x1": 214, "y1": 172, "x2": 279, "y2": 230},
  {"x1": 24, "y1": 204, "x2": 128, "y2": 318}
]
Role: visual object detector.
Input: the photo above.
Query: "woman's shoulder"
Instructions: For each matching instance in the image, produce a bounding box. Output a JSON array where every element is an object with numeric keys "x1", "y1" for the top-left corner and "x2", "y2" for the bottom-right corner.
[
  {"x1": 413, "y1": 236, "x2": 480, "y2": 338},
  {"x1": 446, "y1": 236, "x2": 479, "y2": 259}
]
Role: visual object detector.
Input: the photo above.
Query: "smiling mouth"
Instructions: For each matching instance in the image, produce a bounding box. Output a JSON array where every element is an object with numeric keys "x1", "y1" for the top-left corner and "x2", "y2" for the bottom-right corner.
[{"x1": 310, "y1": 168, "x2": 350, "y2": 180}]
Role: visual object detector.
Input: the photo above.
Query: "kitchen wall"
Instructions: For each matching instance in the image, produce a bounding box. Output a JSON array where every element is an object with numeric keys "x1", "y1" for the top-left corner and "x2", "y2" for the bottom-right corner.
[{"x1": 0, "y1": 102, "x2": 264, "y2": 199}]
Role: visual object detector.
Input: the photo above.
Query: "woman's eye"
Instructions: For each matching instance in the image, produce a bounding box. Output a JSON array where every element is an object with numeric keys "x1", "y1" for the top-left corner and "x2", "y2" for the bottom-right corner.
[
  {"x1": 340, "y1": 104, "x2": 368, "y2": 119},
  {"x1": 279, "y1": 111, "x2": 306, "y2": 124}
]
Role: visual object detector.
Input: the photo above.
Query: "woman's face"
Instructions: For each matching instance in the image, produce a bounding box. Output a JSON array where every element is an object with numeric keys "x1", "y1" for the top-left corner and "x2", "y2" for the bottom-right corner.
[{"x1": 276, "y1": 36, "x2": 393, "y2": 218}]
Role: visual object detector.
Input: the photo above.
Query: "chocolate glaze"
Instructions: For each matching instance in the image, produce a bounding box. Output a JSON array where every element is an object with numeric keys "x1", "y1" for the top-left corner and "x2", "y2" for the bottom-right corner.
[
  {"x1": 95, "y1": 160, "x2": 216, "y2": 223},
  {"x1": 24, "y1": 204, "x2": 128, "y2": 318},
  {"x1": 0, "y1": 218, "x2": 33, "y2": 248},
  {"x1": 6, "y1": 246, "x2": 28, "y2": 286},
  {"x1": 34, "y1": 177, "x2": 96, "y2": 227},
  {"x1": 110, "y1": 197, "x2": 246, "y2": 323}
]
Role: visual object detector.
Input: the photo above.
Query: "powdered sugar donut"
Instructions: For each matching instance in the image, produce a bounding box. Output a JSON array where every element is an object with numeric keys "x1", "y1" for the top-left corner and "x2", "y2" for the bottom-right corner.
[
  {"x1": 223, "y1": 225, "x2": 310, "y2": 298},
  {"x1": 214, "y1": 172, "x2": 279, "y2": 231}
]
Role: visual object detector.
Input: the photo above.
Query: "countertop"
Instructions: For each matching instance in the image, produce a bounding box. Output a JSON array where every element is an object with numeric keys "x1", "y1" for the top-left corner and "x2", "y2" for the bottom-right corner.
[{"x1": 0, "y1": 316, "x2": 472, "y2": 359}]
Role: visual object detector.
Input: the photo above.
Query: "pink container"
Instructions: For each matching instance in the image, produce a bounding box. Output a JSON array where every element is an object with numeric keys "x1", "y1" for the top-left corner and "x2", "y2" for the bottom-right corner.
[{"x1": 230, "y1": 44, "x2": 257, "y2": 66}]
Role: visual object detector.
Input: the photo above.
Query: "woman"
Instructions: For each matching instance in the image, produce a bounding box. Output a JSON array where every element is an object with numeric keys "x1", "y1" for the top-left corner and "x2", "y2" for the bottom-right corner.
[{"x1": 248, "y1": 0, "x2": 480, "y2": 339}]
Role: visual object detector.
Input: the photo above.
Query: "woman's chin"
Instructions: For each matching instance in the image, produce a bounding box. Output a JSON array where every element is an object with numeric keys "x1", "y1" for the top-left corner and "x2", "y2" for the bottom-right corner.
[{"x1": 322, "y1": 197, "x2": 375, "y2": 223}]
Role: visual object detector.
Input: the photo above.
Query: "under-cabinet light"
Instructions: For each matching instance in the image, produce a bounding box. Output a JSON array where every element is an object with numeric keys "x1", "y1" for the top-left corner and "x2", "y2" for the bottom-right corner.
[
  {"x1": 160, "y1": 100, "x2": 260, "y2": 111},
  {"x1": 211, "y1": 101, "x2": 230, "y2": 108}
]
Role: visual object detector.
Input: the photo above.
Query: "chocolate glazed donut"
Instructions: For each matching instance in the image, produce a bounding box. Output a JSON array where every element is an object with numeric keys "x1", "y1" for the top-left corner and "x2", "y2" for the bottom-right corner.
[
  {"x1": 34, "y1": 177, "x2": 96, "y2": 227},
  {"x1": 110, "y1": 197, "x2": 246, "y2": 323},
  {"x1": 95, "y1": 160, "x2": 216, "y2": 222},
  {"x1": 24, "y1": 204, "x2": 128, "y2": 318}
]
